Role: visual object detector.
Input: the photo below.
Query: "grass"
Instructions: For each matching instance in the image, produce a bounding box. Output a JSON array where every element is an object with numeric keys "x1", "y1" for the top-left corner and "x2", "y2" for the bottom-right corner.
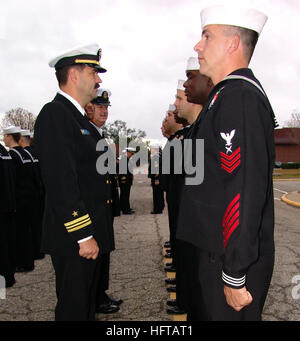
[{"x1": 273, "y1": 169, "x2": 300, "y2": 179}]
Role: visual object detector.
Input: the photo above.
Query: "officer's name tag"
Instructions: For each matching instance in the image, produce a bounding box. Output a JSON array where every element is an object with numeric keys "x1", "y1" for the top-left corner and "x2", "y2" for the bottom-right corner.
[{"x1": 80, "y1": 129, "x2": 90, "y2": 135}]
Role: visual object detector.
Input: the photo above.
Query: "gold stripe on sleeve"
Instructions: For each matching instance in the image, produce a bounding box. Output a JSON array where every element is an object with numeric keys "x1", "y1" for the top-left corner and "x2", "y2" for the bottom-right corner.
[
  {"x1": 64, "y1": 214, "x2": 90, "y2": 228},
  {"x1": 67, "y1": 220, "x2": 92, "y2": 233}
]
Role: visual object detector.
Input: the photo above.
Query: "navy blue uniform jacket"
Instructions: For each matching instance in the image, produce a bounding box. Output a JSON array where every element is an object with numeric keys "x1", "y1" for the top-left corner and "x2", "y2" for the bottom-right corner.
[
  {"x1": 176, "y1": 69, "x2": 276, "y2": 288},
  {"x1": 34, "y1": 94, "x2": 115, "y2": 257}
]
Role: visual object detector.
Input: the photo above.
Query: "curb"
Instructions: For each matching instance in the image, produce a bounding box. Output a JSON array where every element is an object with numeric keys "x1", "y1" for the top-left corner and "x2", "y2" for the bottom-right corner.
[
  {"x1": 273, "y1": 179, "x2": 300, "y2": 182},
  {"x1": 281, "y1": 193, "x2": 300, "y2": 208}
]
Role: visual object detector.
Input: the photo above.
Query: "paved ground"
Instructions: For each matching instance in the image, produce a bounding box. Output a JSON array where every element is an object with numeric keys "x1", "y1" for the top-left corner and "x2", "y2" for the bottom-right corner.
[
  {"x1": 263, "y1": 182, "x2": 300, "y2": 321},
  {"x1": 0, "y1": 174, "x2": 171, "y2": 321},
  {"x1": 0, "y1": 174, "x2": 300, "y2": 321}
]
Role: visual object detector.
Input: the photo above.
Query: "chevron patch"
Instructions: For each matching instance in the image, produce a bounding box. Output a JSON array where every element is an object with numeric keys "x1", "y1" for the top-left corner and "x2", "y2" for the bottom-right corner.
[{"x1": 220, "y1": 147, "x2": 241, "y2": 173}]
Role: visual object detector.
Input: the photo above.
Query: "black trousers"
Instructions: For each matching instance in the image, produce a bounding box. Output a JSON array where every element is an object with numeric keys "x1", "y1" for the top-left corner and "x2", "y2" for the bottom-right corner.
[
  {"x1": 152, "y1": 185, "x2": 165, "y2": 213},
  {"x1": 31, "y1": 199, "x2": 45, "y2": 260},
  {"x1": 0, "y1": 213, "x2": 17, "y2": 287},
  {"x1": 119, "y1": 183, "x2": 132, "y2": 212},
  {"x1": 51, "y1": 253, "x2": 107, "y2": 321},
  {"x1": 15, "y1": 205, "x2": 34, "y2": 271},
  {"x1": 186, "y1": 247, "x2": 274, "y2": 321},
  {"x1": 95, "y1": 253, "x2": 110, "y2": 306},
  {"x1": 167, "y1": 197, "x2": 181, "y2": 268},
  {"x1": 166, "y1": 200, "x2": 176, "y2": 265},
  {"x1": 175, "y1": 240, "x2": 198, "y2": 311}
]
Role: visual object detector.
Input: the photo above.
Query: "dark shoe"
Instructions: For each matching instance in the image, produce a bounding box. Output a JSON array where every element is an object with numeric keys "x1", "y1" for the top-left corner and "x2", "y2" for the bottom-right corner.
[
  {"x1": 106, "y1": 296, "x2": 123, "y2": 306},
  {"x1": 96, "y1": 303, "x2": 120, "y2": 314},
  {"x1": 5, "y1": 277, "x2": 16, "y2": 288},
  {"x1": 167, "y1": 299, "x2": 177, "y2": 307},
  {"x1": 122, "y1": 210, "x2": 133, "y2": 215},
  {"x1": 34, "y1": 253, "x2": 45, "y2": 260},
  {"x1": 15, "y1": 266, "x2": 34, "y2": 273},
  {"x1": 166, "y1": 285, "x2": 176, "y2": 293},
  {"x1": 164, "y1": 253, "x2": 172, "y2": 259},
  {"x1": 164, "y1": 265, "x2": 176, "y2": 272},
  {"x1": 165, "y1": 249, "x2": 171, "y2": 254},
  {"x1": 151, "y1": 211, "x2": 162, "y2": 214},
  {"x1": 165, "y1": 278, "x2": 176, "y2": 285},
  {"x1": 167, "y1": 306, "x2": 186, "y2": 315},
  {"x1": 164, "y1": 241, "x2": 171, "y2": 248}
]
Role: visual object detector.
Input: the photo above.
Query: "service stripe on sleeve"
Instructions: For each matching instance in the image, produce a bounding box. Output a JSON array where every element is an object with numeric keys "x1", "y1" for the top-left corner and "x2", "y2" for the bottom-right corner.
[
  {"x1": 67, "y1": 220, "x2": 92, "y2": 233},
  {"x1": 66, "y1": 217, "x2": 91, "y2": 230},
  {"x1": 64, "y1": 214, "x2": 90, "y2": 227},
  {"x1": 64, "y1": 214, "x2": 92, "y2": 233}
]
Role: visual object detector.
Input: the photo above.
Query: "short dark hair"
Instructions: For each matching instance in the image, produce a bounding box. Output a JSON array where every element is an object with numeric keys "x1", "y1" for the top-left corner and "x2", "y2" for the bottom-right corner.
[
  {"x1": 11, "y1": 133, "x2": 21, "y2": 143},
  {"x1": 21, "y1": 136, "x2": 31, "y2": 143},
  {"x1": 55, "y1": 64, "x2": 86, "y2": 86},
  {"x1": 223, "y1": 25, "x2": 259, "y2": 62}
]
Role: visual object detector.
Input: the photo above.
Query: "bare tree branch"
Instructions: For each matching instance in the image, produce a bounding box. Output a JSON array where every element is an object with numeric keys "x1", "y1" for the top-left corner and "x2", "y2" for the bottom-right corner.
[
  {"x1": 1, "y1": 107, "x2": 36, "y2": 131},
  {"x1": 284, "y1": 109, "x2": 300, "y2": 128},
  {"x1": 102, "y1": 120, "x2": 147, "y2": 145}
]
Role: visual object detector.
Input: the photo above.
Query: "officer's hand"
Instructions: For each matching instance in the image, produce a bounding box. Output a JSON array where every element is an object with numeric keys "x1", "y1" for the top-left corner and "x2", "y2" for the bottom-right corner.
[
  {"x1": 224, "y1": 286, "x2": 253, "y2": 311},
  {"x1": 79, "y1": 238, "x2": 99, "y2": 260}
]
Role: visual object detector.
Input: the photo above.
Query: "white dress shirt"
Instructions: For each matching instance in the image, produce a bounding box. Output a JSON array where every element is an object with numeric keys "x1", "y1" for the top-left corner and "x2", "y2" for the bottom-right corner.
[{"x1": 58, "y1": 90, "x2": 86, "y2": 116}]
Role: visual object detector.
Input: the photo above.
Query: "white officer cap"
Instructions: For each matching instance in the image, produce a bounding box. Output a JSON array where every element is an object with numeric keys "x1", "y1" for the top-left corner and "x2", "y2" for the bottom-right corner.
[
  {"x1": 92, "y1": 88, "x2": 112, "y2": 106},
  {"x1": 97, "y1": 88, "x2": 111, "y2": 98},
  {"x1": 186, "y1": 57, "x2": 200, "y2": 71},
  {"x1": 201, "y1": 4, "x2": 268, "y2": 35},
  {"x1": 20, "y1": 129, "x2": 31, "y2": 137},
  {"x1": 49, "y1": 43, "x2": 107, "y2": 72},
  {"x1": 177, "y1": 80, "x2": 185, "y2": 91},
  {"x1": 3, "y1": 126, "x2": 21, "y2": 135}
]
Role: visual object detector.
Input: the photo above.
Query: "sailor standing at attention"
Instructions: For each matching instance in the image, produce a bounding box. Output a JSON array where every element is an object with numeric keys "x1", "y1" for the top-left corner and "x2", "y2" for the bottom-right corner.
[
  {"x1": 3, "y1": 126, "x2": 36, "y2": 273},
  {"x1": 176, "y1": 5, "x2": 278, "y2": 321}
]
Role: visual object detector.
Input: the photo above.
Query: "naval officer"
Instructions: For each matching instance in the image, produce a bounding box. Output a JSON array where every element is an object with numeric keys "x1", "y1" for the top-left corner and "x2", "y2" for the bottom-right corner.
[
  {"x1": 85, "y1": 88, "x2": 123, "y2": 314},
  {"x1": 34, "y1": 44, "x2": 115, "y2": 321}
]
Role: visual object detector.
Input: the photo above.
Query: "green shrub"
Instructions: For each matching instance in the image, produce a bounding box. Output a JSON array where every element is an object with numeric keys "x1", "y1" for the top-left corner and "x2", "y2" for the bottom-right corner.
[{"x1": 281, "y1": 162, "x2": 300, "y2": 169}]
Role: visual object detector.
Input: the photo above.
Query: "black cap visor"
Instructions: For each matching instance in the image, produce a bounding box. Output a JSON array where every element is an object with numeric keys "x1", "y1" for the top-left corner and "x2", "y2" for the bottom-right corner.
[{"x1": 55, "y1": 54, "x2": 107, "y2": 73}]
